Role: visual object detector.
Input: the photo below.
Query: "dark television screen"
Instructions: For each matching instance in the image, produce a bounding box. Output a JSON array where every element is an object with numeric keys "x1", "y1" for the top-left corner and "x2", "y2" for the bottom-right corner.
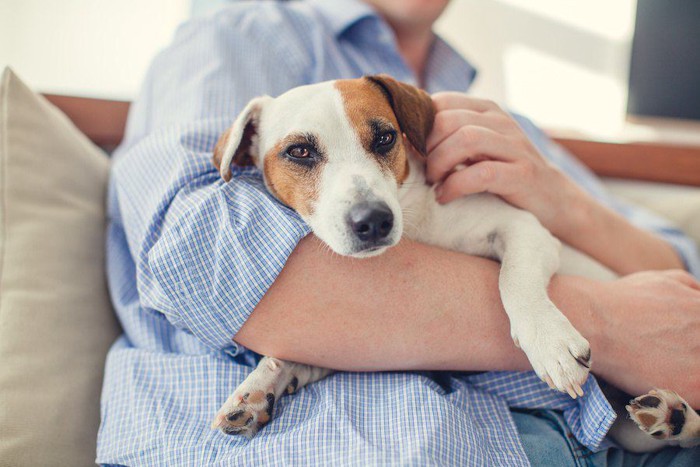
[{"x1": 627, "y1": 0, "x2": 700, "y2": 121}]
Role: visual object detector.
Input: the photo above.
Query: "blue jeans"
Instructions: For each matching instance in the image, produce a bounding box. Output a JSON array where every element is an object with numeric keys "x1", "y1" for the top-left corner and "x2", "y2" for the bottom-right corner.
[{"x1": 512, "y1": 409, "x2": 700, "y2": 466}]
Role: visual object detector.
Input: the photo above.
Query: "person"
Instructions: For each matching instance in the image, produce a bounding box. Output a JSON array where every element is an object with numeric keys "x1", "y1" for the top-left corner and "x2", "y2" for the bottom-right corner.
[{"x1": 99, "y1": 0, "x2": 700, "y2": 464}]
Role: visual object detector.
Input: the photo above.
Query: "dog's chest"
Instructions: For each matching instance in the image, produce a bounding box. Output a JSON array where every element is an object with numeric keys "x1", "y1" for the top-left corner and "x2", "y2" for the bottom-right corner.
[
  {"x1": 397, "y1": 159, "x2": 500, "y2": 256},
  {"x1": 397, "y1": 158, "x2": 437, "y2": 237}
]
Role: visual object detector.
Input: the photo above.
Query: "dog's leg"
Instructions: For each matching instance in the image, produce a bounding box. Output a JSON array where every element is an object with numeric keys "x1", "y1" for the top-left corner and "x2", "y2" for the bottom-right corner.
[
  {"x1": 411, "y1": 194, "x2": 591, "y2": 396},
  {"x1": 212, "y1": 357, "x2": 333, "y2": 437},
  {"x1": 491, "y1": 211, "x2": 591, "y2": 397}
]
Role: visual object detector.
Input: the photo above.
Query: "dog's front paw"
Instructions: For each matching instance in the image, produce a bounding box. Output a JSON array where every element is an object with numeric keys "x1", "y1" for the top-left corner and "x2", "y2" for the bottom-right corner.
[
  {"x1": 627, "y1": 389, "x2": 700, "y2": 447},
  {"x1": 513, "y1": 314, "x2": 591, "y2": 398}
]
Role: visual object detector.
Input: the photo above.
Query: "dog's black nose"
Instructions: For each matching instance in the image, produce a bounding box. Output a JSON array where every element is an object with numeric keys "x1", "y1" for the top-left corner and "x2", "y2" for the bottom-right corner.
[{"x1": 348, "y1": 201, "x2": 394, "y2": 243}]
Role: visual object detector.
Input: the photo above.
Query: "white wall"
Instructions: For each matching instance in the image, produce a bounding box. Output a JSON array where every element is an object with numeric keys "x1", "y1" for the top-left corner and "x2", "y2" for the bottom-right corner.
[
  {"x1": 0, "y1": 0, "x2": 190, "y2": 100},
  {"x1": 0, "y1": 3, "x2": 9, "y2": 63},
  {"x1": 435, "y1": 0, "x2": 638, "y2": 139},
  {"x1": 3, "y1": 0, "x2": 697, "y2": 143}
]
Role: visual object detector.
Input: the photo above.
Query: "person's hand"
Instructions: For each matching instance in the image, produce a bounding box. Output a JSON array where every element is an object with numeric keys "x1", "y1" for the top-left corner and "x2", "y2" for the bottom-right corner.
[
  {"x1": 426, "y1": 92, "x2": 590, "y2": 240},
  {"x1": 584, "y1": 270, "x2": 700, "y2": 407}
]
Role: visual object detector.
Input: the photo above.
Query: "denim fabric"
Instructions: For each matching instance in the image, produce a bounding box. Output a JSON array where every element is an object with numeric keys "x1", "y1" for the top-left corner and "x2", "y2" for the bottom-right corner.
[{"x1": 512, "y1": 409, "x2": 700, "y2": 467}]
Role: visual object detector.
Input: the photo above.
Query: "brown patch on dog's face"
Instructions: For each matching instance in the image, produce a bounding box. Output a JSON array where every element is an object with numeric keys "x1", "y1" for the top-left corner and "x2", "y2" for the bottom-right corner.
[
  {"x1": 335, "y1": 79, "x2": 409, "y2": 185},
  {"x1": 365, "y1": 74, "x2": 435, "y2": 157},
  {"x1": 263, "y1": 133, "x2": 325, "y2": 217}
]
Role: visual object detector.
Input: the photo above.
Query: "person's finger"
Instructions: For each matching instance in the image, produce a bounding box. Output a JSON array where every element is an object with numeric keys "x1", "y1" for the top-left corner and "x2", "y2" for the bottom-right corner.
[
  {"x1": 661, "y1": 269, "x2": 700, "y2": 292},
  {"x1": 426, "y1": 109, "x2": 515, "y2": 153},
  {"x1": 434, "y1": 160, "x2": 521, "y2": 204},
  {"x1": 426, "y1": 126, "x2": 521, "y2": 184},
  {"x1": 432, "y1": 92, "x2": 502, "y2": 113}
]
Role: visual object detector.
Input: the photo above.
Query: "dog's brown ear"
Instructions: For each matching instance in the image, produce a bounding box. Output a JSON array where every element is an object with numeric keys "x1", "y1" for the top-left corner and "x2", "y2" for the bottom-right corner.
[
  {"x1": 213, "y1": 96, "x2": 269, "y2": 181},
  {"x1": 366, "y1": 74, "x2": 435, "y2": 156}
]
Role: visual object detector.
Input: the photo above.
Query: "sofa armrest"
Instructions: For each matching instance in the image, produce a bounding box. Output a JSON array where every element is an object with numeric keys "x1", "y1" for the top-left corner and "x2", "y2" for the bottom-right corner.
[
  {"x1": 553, "y1": 138, "x2": 700, "y2": 187},
  {"x1": 43, "y1": 94, "x2": 129, "y2": 152}
]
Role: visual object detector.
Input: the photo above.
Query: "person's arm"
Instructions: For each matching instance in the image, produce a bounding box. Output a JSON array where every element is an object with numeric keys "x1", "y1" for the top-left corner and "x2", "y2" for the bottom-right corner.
[
  {"x1": 236, "y1": 236, "x2": 533, "y2": 371},
  {"x1": 561, "y1": 186, "x2": 686, "y2": 275},
  {"x1": 425, "y1": 93, "x2": 699, "y2": 276},
  {"x1": 113, "y1": 5, "x2": 316, "y2": 352},
  {"x1": 236, "y1": 235, "x2": 700, "y2": 406}
]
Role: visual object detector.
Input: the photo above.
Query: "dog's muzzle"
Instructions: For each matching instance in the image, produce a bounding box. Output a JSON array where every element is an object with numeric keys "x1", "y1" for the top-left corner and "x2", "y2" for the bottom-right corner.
[{"x1": 347, "y1": 201, "x2": 394, "y2": 246}]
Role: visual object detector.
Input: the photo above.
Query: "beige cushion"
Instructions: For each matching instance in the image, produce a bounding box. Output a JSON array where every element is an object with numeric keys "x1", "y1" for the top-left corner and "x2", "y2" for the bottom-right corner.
[
  {"x1": 0, "y1": 68, "x2": 120, "y2": 466},
  {"x1": 603, "y1": 179, "x2": 700, "y2": 248}
]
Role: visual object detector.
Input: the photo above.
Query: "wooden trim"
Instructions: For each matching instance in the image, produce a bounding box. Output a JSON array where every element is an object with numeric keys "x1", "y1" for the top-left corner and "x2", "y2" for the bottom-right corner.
[
  {"x1": 43, "y1": 94, "x2": 130, "y2": 149},
  {"x1": 553, "y1": 138, "x2": 700, "y2": 187},
  {"x1": 42, "y1": 94, "x2": 700, "y2": 186}
]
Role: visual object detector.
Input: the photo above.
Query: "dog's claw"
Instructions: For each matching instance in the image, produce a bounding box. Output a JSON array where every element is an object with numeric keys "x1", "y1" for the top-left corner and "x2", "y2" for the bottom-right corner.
[
  {"x1": 572, "y1": 348, "x2": 592, "y2": 369},
  {"x1": 544, "y1": 375, "x2": 555, "y2": 390}
]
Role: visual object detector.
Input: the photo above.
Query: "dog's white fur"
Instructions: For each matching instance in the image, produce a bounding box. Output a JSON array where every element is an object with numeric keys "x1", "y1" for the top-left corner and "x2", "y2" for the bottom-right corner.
[
  {"x1": 219, "y1": 83, "x2": 404, "y2": 256},
  {"x1": 210, "y1": 77, "x2": 698, "y2": 451}
]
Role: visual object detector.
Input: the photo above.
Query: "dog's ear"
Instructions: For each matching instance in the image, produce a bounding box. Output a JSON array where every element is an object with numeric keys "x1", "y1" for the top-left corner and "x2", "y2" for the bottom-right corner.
[
  {"x1": 213, "y1": 96, "x2": 269, "y2": 182},
  {"x1": 366, "y1": 74, "x2": 435, "y2": 156}
]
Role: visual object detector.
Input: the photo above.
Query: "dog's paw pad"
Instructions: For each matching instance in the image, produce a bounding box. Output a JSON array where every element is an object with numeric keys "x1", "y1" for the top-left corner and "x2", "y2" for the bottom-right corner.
[
  {"x1": 626, "y1": 389, "x2": 695, "y2": 442},
  {"x1": 212, "y1": 390, "x2": 275, "y2": 437}
]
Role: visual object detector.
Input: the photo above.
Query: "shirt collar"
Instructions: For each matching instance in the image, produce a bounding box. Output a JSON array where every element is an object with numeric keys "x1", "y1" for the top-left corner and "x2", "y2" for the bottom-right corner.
[
  {"x1": 425, "y1": 36, "x2": 478, "y2": 93},
  {"x1": 308, "y1": 0, "x2": 377, "y2": 37},
  {"x1": 307, "y1": 0, "x2": 478, "y2": 92}
]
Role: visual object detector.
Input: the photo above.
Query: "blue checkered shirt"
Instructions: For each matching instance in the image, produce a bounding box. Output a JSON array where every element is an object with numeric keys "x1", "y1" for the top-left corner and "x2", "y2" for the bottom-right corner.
[{"x1": 98, "y1": 0, "x2": 700, "y2": 465}]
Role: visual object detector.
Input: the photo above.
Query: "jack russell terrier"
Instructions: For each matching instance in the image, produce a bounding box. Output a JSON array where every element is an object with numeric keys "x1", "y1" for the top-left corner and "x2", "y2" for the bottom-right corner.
[{"x1": 209, "y1": 74, "x2": 699, "y2": 452}]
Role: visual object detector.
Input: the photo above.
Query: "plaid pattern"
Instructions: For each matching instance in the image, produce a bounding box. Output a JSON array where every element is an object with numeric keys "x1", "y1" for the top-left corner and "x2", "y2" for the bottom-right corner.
[{"x1": 98, "y1": 0, "x2": 700, "y2": 465}]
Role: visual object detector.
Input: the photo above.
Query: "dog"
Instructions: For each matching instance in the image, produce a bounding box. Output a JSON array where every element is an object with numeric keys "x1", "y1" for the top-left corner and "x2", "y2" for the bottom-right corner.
[{"x1": 208, "y1": 74, "x2": 699, "y2": 452}]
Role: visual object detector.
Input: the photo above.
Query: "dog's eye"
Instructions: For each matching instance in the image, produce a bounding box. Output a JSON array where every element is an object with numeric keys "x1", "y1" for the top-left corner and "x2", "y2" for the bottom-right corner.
[
  {"x1": 374, "y1": 131, "x2": 396, "y2": 154},
  {"x1": 286, "y1": 146, "x2": 311, "y2": 159},
  {"x1": 377, "y1": 132, "x2": 395, "y2": 147}
]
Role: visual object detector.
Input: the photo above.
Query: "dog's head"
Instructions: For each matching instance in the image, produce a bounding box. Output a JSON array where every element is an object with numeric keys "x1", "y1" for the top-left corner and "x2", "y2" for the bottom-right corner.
[{"x1": 213, "y1": 75, "x2": 434, "y2": 258}]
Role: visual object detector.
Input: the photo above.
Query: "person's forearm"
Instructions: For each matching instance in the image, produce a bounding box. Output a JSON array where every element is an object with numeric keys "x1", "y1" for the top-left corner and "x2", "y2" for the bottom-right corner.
[
  {"x1": 561, "y1": 188, "x2": 685, "y2": 275},
  {"x1": 234, "y1": 235, "x2": 600, "y2": 373}
]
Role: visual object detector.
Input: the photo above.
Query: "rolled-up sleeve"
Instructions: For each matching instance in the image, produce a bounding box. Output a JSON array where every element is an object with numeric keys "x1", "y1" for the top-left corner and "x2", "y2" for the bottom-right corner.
[
  {"x1": 111, "y1": 6, "x2": 315, "y2": 352},
  {"x1": 514, "y1": 115, "x2": 700, "y2": 277}
]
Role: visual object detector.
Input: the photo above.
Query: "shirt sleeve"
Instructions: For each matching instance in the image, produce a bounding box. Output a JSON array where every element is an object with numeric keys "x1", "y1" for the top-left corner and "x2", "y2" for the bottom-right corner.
[
  {"x1": 110, "y1": 6, "x2": 316, "y2": 353},
  {"x1": 513, "y1": 115, "x2": 700, "y2": 277}
]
